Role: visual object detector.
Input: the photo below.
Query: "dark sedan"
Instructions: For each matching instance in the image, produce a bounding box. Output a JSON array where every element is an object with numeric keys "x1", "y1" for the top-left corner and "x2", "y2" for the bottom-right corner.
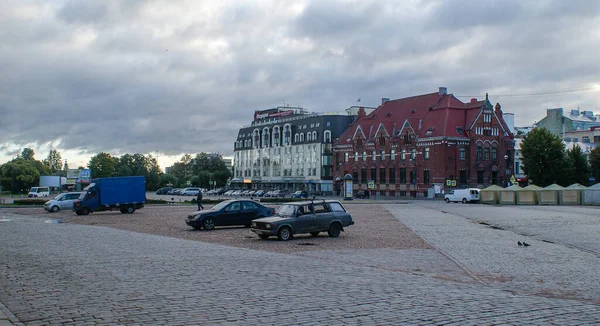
[
  {"x1": 251, "y1": 200, "x2": 354, "y2": 241},
  {"x1": 186, "y1": 199, "x2": 275, "y2": 230}
]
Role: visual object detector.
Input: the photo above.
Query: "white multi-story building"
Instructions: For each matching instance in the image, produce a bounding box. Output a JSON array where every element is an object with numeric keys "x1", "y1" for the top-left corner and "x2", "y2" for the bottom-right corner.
[{"x1": 231, "y1": 106, "x2": 360, "y2": 195}]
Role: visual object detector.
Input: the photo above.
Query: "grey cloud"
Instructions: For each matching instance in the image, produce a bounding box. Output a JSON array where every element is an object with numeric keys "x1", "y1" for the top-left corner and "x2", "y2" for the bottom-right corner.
[{"x1": 1, "y1": 0, "x2": 600, "y2": 164}]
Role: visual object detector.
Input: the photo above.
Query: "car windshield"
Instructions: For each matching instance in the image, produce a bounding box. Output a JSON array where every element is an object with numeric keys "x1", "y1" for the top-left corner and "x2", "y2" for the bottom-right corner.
[
  {"x1": 277, "y1": 204, "x2": 297, "y2": 217},
  {"x1": 54, "y1": 194, "x2": 65, "y2": 200}
]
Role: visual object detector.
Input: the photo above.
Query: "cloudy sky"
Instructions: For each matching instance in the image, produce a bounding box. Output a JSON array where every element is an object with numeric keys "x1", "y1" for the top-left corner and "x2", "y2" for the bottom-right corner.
[{"x1": 1, "y1": 0, "x2": 599, "y2": 169}]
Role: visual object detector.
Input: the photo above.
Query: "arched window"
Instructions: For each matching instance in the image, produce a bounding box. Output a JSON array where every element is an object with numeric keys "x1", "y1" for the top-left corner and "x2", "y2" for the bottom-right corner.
[
  {"x1": 312, "y1": 131, "x2": 317, "y2": 141},
  {"x1": 294, "y1": 133, "x2": 299, "y2": 143},
  {"x1": 300, "y1": 133, "x2": 304, "y2": 142},
  {"x1": 324, "y1": 130, "x2": 332, "y2": 142},
  {"x1": 283, "y1": 124, "x2": 291, "y2": 145},
  {"x1": 253, "y1": 129, "x2": 260, "y2": 148},
  {"x1": 262, "y1": 128, "x2": 270, "y2": 147},
  {"x1": 307, "y1": 132, "x2": 312, "y2": 141},
  {"x1": 272, "y1": 126, "x2": 281, "y2": 146}
]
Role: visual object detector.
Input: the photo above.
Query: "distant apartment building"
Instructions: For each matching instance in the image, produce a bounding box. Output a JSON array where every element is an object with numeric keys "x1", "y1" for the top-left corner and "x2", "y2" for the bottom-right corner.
[
  {"x1": 536, "y1": 108, "x2": 600, "y2": 137},
  {"x1": 231, "y1": 106, "x2": 360, "y2": 194}
]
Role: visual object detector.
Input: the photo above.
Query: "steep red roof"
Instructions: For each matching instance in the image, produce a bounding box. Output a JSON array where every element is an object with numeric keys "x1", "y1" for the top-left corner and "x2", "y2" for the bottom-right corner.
[{"x1": 336, "y1": 91, "x2": 486, "y2": 144}]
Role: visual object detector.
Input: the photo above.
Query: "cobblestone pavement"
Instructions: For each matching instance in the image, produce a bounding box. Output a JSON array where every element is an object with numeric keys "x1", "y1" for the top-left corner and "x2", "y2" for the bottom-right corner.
[
  {"x1": 1, "y1": 206, "x2": 600, "y2": 325},
  {"x1": 388, "y1": 201, "x2": 600, "y2": 303}
]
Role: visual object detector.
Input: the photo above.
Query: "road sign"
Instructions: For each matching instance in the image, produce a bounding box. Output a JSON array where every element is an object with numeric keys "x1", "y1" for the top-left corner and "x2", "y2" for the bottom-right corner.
[
  {"x1": 368, "y1": 181, "x2": 375, "y2": 189},
  {"x1": 451, "y1": 180, "x2": 457, "y2": 187},
  {"x1": 510, "y1": 175, "x2": 516, "y2": 183}
]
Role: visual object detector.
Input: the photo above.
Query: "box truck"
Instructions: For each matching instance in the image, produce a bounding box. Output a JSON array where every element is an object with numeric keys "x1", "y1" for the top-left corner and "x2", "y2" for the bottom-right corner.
[{"x1": 73, "y1": 176, "x2": 146, "y2": 215}]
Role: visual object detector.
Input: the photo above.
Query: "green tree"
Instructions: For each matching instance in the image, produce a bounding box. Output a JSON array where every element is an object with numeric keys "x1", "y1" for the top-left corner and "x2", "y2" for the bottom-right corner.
[
  {"x1": 589, "y1": 146, "x2": 600, "y2": 184},
  {"x1": 565, "y1": 144, "x2": 590, "y2": 185},
  {"x1": 43, "y1": 149, "x2": 63, "y2": 174},
  {"x1": 88, "y1": 152, "x2": 116, "y2": 178},
  {"x1": 520, "y1": 127, "x2": 568, "y2": 187},
  {"x1": 20, "y1": 148, "x2": 35, "y2": 161},
  {"x1": 0, "y1": 158, "x2": 41, "y2": 194}
]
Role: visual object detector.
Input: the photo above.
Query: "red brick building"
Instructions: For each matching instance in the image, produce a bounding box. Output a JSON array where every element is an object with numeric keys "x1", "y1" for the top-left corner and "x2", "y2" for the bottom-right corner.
[{"x1": 333, "y1": 87, "x2": 514, "y2": 197}]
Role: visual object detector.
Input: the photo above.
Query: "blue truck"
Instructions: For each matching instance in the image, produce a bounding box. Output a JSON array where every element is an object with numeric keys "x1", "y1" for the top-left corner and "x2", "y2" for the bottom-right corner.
[{"x1": 73, "y1": 176, "x2": 146, "y2": 215}]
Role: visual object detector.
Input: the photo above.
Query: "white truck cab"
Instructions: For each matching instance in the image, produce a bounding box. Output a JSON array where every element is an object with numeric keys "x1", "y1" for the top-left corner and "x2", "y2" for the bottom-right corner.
[{"x1": 444, "y1": 188, "x2": 480, "y2": 203}]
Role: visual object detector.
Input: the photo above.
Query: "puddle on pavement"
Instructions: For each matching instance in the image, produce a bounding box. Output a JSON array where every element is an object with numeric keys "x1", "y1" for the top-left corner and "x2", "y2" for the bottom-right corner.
[
  {"x1": 297, "y1": 242, "x2": 318, "y2": 246},
  {"x1": 45, "y1": 219, "x2": 64, "y2": 224}
]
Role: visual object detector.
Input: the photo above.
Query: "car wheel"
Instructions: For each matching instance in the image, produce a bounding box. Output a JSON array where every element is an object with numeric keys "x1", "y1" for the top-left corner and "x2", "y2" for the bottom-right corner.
[
  {"x1": 258, "y1": 234, "x2": 269, "y2": 240},
  {"x1": 310, "y1": 232, "x2": 320, "y2": 237},
  {"x1": 51, "y1": 206, "x2": 60, "y2": 213},
  {"x1": 462, "y1": 198, "x2": 467, "y2": 204},
  {"x1": 203, "y1": 217, "x2": 215, "y2": 230},
  {"x1": 327, "y1": 223, "x2": 342, "y2": 237},
  {"x1": 445, "y1": 198, "x2": 450, "y2": 203},
  {"x1": 277, "y1": 227, "x2": 292, "y2": 241},
  {"x1": 120, "y1": 207, "x2": 128, "y2": 214},
  {"x1": 126, "y1": 206, "x2": 135, "y2": 214}
]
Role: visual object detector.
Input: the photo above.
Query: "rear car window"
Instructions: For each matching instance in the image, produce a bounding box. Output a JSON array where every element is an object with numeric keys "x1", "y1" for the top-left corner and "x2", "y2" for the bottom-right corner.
[{"x1": 329, "y1": 202, "x2": 346, "y2": 212}]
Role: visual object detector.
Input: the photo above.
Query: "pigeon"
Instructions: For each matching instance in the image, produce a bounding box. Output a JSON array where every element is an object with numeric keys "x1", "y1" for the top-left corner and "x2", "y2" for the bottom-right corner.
[
  {"x1": 518, "y1": 241, "x2": 523, "y2": 246},
  {"x1": 523, "y1": 242, "x2": 531, "y2": 247}
]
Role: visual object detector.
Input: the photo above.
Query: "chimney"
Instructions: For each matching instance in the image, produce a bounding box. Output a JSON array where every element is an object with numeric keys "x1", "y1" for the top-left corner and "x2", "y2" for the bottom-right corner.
[
  {"x1": 495, "y1": 103, "x2": 502, "y2": 114},
  {"x1": 470, "y1": 98, "x2": 478, "y2": 103},
  {"x1": 381, "y1": 98, "x2": 390, "y2": 105},
  {"x1": 438, "y1": 87, "x2": 447, "y2": 96},
  {"x1": 358, "y1": 107, "x2": 366, "y2": 117}
]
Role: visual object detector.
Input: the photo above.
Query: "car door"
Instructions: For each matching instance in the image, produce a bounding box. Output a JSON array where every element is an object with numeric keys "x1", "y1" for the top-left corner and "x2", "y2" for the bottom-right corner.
[
  {"x1": 60, "y1": 193, "x2": 77, "y2": 210},
  {"x1": 241, "y1": 201, "x2": 260, "y2": 225},
  {"x1": 294, "y1": 204, "x2": 317, "y2": 232},
  {"x1": 221, "y1": 201, "x2": 242, "y2": 226},
  {"x1": 313, "y1": 203, "x2": 334, "y2": 231}
]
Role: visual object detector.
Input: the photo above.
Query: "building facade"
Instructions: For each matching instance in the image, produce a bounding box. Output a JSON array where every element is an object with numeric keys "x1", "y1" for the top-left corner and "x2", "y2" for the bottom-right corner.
[
  {"x1": 231, "y1": 106, "x2": 355, "y2": 194},
  {"x1": 333, "y1": 87, "x2": 515, "y2": 197}
]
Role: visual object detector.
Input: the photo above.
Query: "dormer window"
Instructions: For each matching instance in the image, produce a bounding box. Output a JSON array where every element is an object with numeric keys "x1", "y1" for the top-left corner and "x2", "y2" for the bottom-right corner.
[{"x1": 484, "y1": 114, "x2": 491, "y2": 123}]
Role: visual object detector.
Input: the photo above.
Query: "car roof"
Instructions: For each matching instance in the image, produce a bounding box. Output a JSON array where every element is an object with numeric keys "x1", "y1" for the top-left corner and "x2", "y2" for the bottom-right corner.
[{"x1": 282, "y1": 199, "x2": 341, "y2": 206}]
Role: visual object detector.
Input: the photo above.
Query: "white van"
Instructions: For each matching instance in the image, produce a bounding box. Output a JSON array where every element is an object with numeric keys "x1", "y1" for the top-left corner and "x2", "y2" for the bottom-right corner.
[
  {"x1": 444, "y1": 188, "x2": 480, "y2": 203},
  {"x1": 28, "y1": 186, "x2": 50, "y2": 198}
]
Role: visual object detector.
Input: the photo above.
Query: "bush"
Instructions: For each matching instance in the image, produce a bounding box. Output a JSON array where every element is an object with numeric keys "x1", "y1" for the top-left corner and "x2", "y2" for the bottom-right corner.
[{"x1": 13, "y1": 199, "x2": 47, "y2": 205}]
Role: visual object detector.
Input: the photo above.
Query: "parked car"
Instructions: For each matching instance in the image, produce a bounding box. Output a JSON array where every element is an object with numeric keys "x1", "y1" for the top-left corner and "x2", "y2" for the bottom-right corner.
[
  {"x1": 156, "y1": 187, "x2": 172, "y2": 195},
  {"x1": 223, "y1": 190, "x2": 234, "y2": 196},
  {"x1": 263, "y1": 190, "x2": 276, "y2": 197},
  {"x1": 268, "y1": 189, "x2": 289, "y2": 198},
  {"x1": 445, "y1": 188, "x2": 480, "y2": 203},
  {"x1": 186, "y1": 199, "x2": 275, "y2": 230},
  {"x1": 253, "y1": 190, "x2": 265, "y2": 197},
  {"x1": 251, "y1": 200, "x2": 354, "y2": 241},
  {"x1": 44, "y1": 192, "x2": 82, "y2": 213},
  {"x1": 292, "y1": 190, "x2": 309, "y2": 199},
  {"x1": 354, "y1": 190, "x2": 370, "y2": 199},
  {"x1": 168, "y1": 188, "x2": 182, "y2": 195},
  {"x1": 181, "y1": 188, "x2": 201, "y2": 196}
]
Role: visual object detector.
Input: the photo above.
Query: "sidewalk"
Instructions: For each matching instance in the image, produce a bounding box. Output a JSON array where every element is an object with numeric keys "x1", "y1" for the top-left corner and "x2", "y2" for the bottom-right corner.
[{"x1": 0, "y1": 301, "x2": 18, "y2": 326}]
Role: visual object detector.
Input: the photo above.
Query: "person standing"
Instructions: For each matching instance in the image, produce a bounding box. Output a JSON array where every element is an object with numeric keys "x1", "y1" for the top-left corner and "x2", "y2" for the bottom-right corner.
[{"x1": 196, "y1": 190, "x2": 204, "y2": 211}]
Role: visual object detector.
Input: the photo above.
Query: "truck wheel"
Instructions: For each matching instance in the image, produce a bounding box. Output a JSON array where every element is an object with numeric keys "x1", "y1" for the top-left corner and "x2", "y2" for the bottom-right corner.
[
  {"x1": 462, "y1": 198, "x2": 467, "y2": 204},
  {"x1": 126, "y1": 206, "x2": 135, "y2": 214},
  {"x1": 80, "y1": 208, "x2": 90, "y2": 216},
  {"x1": 445, "y1": 198, "x2": 450, "y2": 203}
]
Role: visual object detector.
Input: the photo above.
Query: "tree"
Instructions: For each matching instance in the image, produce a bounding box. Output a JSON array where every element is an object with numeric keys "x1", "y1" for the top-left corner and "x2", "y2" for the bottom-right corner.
[
  {"x1": 0, "y1": 158, "x2": 41, "y2": 194},
  {"x1": 565, "y1": 144, "x2": 590, "y2": 185},
  {"x1": 589, "y1": 147, "x2": 600, "y2": 184},
  {"x1": 88, "y1": 152, "x2": 116, "y2": 178},
  {"x1": 520, "y1": 127, "x2": 568, "y2": 187},
  {"x1": 20, "y1": 148, "x2": 35, "y2": 161},
  {"x1": 43, "y1": 149, "x2": 63, "y2": 174}
]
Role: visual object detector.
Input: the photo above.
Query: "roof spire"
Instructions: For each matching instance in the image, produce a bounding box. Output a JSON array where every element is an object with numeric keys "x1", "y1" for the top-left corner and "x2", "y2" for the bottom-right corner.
[{"x1": 485, "y1": 93, "x2": 489, "y2": 101}]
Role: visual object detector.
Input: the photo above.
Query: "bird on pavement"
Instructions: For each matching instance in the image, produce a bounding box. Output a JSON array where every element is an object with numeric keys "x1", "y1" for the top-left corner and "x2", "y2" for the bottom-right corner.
[
  {"x1": 523, "y1": 242, "x2": 531, "y2": 247},
  {"x1": 518, "y1": 241, "x2": 523, "y2": 246}
]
